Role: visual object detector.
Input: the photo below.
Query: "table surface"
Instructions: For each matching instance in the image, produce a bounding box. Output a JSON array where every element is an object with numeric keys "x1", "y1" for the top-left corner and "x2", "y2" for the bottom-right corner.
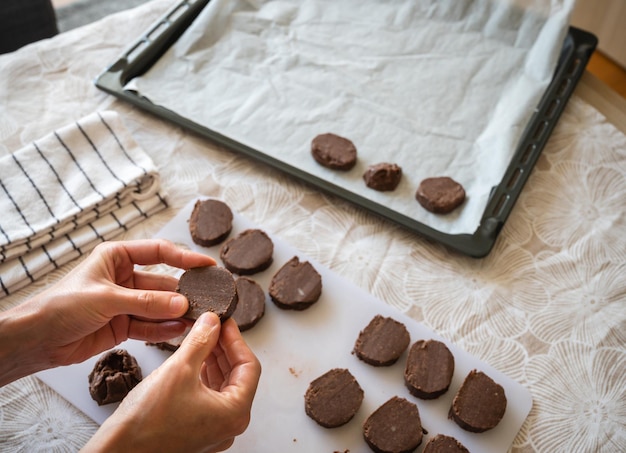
[{"x1": 1, "y1": 1, "x2": 624, "y2": 452}]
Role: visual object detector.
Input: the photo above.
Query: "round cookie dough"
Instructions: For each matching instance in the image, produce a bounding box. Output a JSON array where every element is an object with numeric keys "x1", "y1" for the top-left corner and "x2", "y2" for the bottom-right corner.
[
  {"x1": 415, "y1": 177, "x2": 465, "y2": 214},
  {"x1": 220, "y1": 228, "x2": 274, "y2": 275},
  {"x1": 449, "y1": 369, "x2": 507, "y2": 433},
  {"x1": 311, "y1": 133, "x2": 358, "y2": 170},
  {"x1": 176, "y1": 266, "x2": 238, "y2": 320},
  {"x1": 189, "y1": 199, "x2": 233, "y2": 246},
  {"x1": 363, "y1": 163, "x2": 402, "y2": 191},
  {"x1": 422, "y1": 434, "x2": 469, "y2": 453},
  {"x1": 269, "y1": 256, "x2": 322, "y2": 310},
  {"x1": 88, "y1": 349, "x2": 142, "y2": 406},
  {"x1": 353, "y1": 315, "x2": 410, "y2": 366},
  {"x1": 148, "y1": 326, "x2": 191, "y2": 352},
  {"x1": 363, "y1": 396, "x2": 423, "y2": 453},
  {"x1": 404, "y1": 339, "x2": 455, "y2": 399},
  {"x1": 232, "y1": 277, "x2": 266, "y2": 332},
  {"x1": 305, "y1": 368, "x2": 364, "y2": 428}
]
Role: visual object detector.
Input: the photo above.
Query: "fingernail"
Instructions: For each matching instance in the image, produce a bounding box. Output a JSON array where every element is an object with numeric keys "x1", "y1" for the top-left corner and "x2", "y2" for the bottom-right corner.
[
  {"x1": 196, "y1": 312, "x2": 219, "y2": 328},
  {"x1": 170, "y1": 295, "x2": 187, "y2": 314}
]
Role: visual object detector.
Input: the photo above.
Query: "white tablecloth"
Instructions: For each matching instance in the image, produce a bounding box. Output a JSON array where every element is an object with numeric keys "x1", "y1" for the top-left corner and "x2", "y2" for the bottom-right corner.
[{"x1": 0, "y1": 1, "x2": 624, "y2": 451}]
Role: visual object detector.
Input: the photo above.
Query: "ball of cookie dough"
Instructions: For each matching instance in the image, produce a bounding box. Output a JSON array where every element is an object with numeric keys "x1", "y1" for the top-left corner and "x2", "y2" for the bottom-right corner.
[
  {"x1": 88, "y1": 349, "x2": 142, "y2": 406},
  {"x1": 363, "y1": 163, "x2": 402, "y2": 191}
]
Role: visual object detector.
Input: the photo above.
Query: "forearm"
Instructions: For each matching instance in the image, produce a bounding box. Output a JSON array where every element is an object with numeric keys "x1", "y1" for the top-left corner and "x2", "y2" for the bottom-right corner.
[
  {"x1": 0, "y1": 299, "x2": 49, "y2": 386},
  {"x1": 81, "y1": 417, "x2": 137, "y2": 453}
]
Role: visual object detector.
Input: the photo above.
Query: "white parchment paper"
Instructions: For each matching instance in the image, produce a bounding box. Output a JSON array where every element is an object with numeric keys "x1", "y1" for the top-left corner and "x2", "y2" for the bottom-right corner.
[{"x1": 128, "y1": 0, "x2": 574, "y2": 234}]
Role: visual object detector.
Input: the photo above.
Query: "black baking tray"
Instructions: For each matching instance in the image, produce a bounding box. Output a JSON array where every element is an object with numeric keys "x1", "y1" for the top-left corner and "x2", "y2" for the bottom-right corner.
[{"x1": 95, "y1": 0, "x2": 597, "y2": 257}]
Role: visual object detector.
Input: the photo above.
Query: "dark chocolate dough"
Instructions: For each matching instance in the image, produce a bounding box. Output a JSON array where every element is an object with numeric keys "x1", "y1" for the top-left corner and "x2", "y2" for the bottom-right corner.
[
  {"x1": 449, "y1": 369, "x2": 507, "y2": 433},
  {"x1": 304, "y1": 368, "x2": 364, "y2": 428},
  {"x1": 363, "y1": 396, "x2": 423, "y2": 453},
  {"x1": 148, "y1": 326, "x2": 191, "y2": 352},
  {"x1": 232, "y1": 277, "x2": 266, "y2": 332},
  {"x1": 404, "y1": 339, "x2": 455, "y2": 399},
  {"x1": 311, "y1": 133, "x2": 358, "y2": 170},
  {"x1": 422, "y1": 434, "x2": 470, "y2": 453},
  {"x1": 363, "y1": 163, "x2": 402, "y2": 191},
  {"x1": 269, "y1": 256, "x2": 322, "y2": 310},
  {"x1": 176, "y1": 266, "x2": 238, "y2": 320},
  {"x1": 220, "y1": 228, "x2": 274, "y2": 275},
  {"x1": 88, "y1": 349, "x2": 142, "y2": 406},
  {"x1": 415, "y1": 177, "x2": 465, "y2": 214},
  {"x1": 189, "y1": 199, "x2": 233, "y2": 246},
  {"x1": 354, "y1": 315, "x2": 410, "y2": 366}
]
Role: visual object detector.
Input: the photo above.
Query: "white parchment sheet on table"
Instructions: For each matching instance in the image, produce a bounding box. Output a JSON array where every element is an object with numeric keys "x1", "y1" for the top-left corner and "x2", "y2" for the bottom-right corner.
[{"x1": 128, "y1": 0, "x2": 574, "y2": 234}]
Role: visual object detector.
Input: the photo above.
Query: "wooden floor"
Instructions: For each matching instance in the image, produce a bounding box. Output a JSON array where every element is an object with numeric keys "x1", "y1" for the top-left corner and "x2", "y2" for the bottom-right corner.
[
  {"x1": 50, "y1": 0, "x2": 626, "y2": 100},
  {"x1": 587, "y1": 51, "x2": 626, "y2": 99}
]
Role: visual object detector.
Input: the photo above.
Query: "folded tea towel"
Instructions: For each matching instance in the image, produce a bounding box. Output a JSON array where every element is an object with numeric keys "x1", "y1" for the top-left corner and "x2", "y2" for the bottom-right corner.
[{"x1": 0, "y1": 111, "x2": 168, "y2": 297}]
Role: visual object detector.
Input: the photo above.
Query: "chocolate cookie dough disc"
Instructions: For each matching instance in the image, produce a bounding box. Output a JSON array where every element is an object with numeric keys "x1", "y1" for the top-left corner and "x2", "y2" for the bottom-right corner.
[
  {"x1": 422, "y1": 434, "x2": 469, "y2": 453},
  {"x1": 449, "y1": 369, "x2": 507, "y2": 433},
  {"x1": 88, "y1": 349, "x2": 142, "y2": 406},
  {"x1": 269, "y1": 256, "x2": 322, "y2": 310},
  {"x1": 176, "y1": 266, "x2": 238, "y2": 320},
  {"x1": 363, "y1": 163, "x2": 403, "y2": 191},
  {"x1": 189, "y1": 199, "x2": 233, "y2": 246},
  {"x1": 232, "y1": 277, "x2": 266, "y2": 332},
  {"x1": 363, "y1": 396, "x2": 423, "y2": 453},
  {"x1": 220, "y1": 229, "x2": 274, "y2": 275},
  {"x1": 304, "y1": 368, "x2": 364, "y2": 428},
  {"x1": 148, "y1": 326, "x2": 191, "y2": 352},
  {"x1": 404, "y1": 339, "x2": 455, "y2": 399},
  {"x1": 415, "y1": 177, "x2": 465, "y2": 214},
  {"x1": 353, "y1": 315, "x2": 410, "y2": 366},
  {"x1": 311, "y1": 133, "x2": 358, "y2": 170}
]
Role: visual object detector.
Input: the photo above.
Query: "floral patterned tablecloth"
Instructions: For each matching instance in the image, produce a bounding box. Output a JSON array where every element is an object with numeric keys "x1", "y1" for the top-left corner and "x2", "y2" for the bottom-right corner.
[{"x1": 0, "y1": 1, "x2": 624, "y2": 451}]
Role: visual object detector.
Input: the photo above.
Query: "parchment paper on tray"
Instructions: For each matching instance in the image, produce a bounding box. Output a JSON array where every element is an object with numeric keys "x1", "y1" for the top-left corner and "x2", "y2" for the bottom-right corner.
[{"x1": 126, "y1": 0, "x2": 574, "y2": 235}]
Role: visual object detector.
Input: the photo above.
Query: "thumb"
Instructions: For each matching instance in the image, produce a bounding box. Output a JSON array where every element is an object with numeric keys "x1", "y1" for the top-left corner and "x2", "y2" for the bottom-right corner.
[{"x1": 176, "y1": 312, "x2": 221, "y2": 368}]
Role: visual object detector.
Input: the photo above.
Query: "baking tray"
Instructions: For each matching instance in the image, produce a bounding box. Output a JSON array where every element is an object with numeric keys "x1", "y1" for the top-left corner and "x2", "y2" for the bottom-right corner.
[{"x1": 95, "y1": 0, "x2": 597, "y2": 257}]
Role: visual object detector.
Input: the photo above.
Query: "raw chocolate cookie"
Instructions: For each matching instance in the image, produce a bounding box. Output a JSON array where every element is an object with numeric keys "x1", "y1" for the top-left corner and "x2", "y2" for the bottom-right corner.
[
  {"x1": 449, "y1": 369, "x2": 507, "y2": 433},
  {"x1": 232, "y1": 277, "x2": 266, "y2": 332},
  {"x1": 88, "y1": 349, "x2": 142, "y2": 406},
  {"x1": 423, "y1": 434, "x2": 469, "y2": 453},
  {"x1": 176, "y1": 266, "x2": 238, "y2": 320},
  {"x1": 311, "y1": 133, "x2": 358, "y2": 170},
  {"x1": 269, "y1": 256, "x2": 322, "y2": 310},
  {"x1": 363, "y1": 163, "x2": 402, "y2": 191},
  {"x1": 363, "y1": 396, "x2": 423, "y2": 453},
  {"x1": 220, "y1": 228, "x2": 274, "y2": 275},
  {"x1": 353, "y1": 315, "x2": 410, "y2": 366},
  {"x1": 404, "y1": 339, "x2": 455, "y2": 399},
  {"x1": 305, "y1": 368, "x2": 364, "y2": 428},
  {"x1": 415, "y1": 177, "x2": 465, "y2": 214},
  {"x1": 189, "y1": 199, "x2": 233, "y2": 246},
  {"x1": 148, "y1": 326, "x2": 191, "y2": 352}
]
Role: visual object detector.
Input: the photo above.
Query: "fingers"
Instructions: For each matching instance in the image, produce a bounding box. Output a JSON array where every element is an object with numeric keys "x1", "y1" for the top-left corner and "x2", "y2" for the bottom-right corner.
[
  {"x1": 215, "y1": 318, "x2": 262, "y2": 402},
  {"x1": 213, "y1": 438, "x2": 235, "y2": 452},
  {"x1": 127, "y1": 319, "x2": 189, "y2": 343},
  {"x1": 204, "y1": 343, "x2": 229, "y2": 391},
  {"x1": 176, "y1": 312, "x2": 222, "y2": 369},
  {"x1": 132, "y1": 270, "x2": 179, "y2": 292},
  {"x1": 117, "y1": 239, "x2": 216, "y2": 269},
  {"x1": 87, "y1": 240, "x2": 215, "y2": 320},
  {"x1": 102, "y1": 284, "x2": 189, "y2": 319}
]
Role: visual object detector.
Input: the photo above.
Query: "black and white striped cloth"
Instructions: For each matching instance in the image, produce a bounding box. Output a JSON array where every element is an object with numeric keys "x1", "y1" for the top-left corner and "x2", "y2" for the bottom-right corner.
[{"x1": 0, "y1": 111, "x2": 168, "y2": 297}]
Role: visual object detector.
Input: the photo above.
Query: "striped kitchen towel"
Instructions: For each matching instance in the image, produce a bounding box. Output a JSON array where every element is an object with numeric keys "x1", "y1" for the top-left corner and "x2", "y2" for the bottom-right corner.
[{"x1": 0, "y1": 111, "x2": 168, "y2": 297}]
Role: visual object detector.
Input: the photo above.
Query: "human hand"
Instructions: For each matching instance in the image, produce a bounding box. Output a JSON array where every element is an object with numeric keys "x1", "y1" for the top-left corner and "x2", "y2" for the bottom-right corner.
[
  {"x1": 83, "y1": 312, "x2": 262, "y2": 453},
  {"x1": 0, "y1": 239, "x2": 215, "y2": 384}
]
